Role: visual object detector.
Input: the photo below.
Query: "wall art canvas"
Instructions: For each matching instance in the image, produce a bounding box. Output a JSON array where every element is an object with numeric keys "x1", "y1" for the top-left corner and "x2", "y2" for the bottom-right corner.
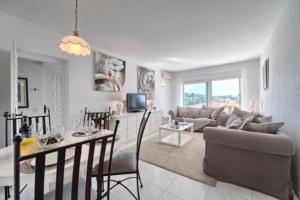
[
  {"x1": 94, "y1": 51, "x2": 126, "y2": 92},
  {"x1": 137, "y1": 66, "x2": 155, "y2": 100},
  {"x1": 263, "y1": 58, "x2": 269, "y2": 90}
]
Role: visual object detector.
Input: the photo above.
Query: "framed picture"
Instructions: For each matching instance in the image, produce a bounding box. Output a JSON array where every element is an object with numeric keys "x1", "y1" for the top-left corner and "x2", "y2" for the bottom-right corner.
[
  {"x1": 137, "y1": 66, "x2": 155, "y2": 100},
  {"x1": 18, "y1": 77, "x2": 29, "y2": 108},
  {"x1": 263, "y1": 59, "x2": 269, "y2": 90},
  {"x1": 94, "y1": 51, "x2": 126, "y2": 92}
]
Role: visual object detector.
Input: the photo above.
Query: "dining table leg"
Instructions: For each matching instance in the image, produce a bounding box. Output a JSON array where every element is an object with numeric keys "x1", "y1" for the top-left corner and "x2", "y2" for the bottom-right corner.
[{"x1": 4, "y1": 186, "x2": 11, "y2": 199}]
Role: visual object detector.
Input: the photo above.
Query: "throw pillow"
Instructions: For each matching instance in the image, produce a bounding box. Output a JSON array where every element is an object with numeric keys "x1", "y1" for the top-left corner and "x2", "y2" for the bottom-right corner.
[
  {"x1": 243, "y1": 122, "x2": 284, "y2": 134},
  {"x1": 239, "y1": 115, "x2": 256, "y2": 130},
  {"x1": 232, "y1": 107, "x2": 252, "y2": 119},
  {"x1": 177, "y1": 106, "x2": 188, "y2": 118},
  {"x1": 211, "y1": 106, "x2": 225, "y2": 120},
  {"x1": 228, "y1": 118, "x2": 243, "y2": 129},
  {"x1": 225, "y1": 114, "x2": 241, "y2": 127},
  {"x1": 253, "y1": 116, "x2": 272, "y2": 123}
]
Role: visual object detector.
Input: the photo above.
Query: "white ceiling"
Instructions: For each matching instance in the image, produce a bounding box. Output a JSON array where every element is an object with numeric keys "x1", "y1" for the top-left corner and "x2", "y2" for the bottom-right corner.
[{"x1": 0, "y1": 0, "x2": 287, "y2": 71}]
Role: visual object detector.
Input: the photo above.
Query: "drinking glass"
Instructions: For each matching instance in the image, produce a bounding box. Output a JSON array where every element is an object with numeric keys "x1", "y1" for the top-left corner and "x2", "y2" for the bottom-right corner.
[
  {"x1": 37, "y1": 132, "x2": 48, "y2": 150},
  {"x1": 90, "y1": 120, "x2": 95, "y2": 132},
  {"x1": 72, "y1": 119, "x2": 82, "y2": 131},
  {"x1": 54, "y1": 127, "x2": 65, "y2": 145}
]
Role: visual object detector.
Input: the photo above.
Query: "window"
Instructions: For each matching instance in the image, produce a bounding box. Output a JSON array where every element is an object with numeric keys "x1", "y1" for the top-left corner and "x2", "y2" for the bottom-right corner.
[
  {"x1": 183, "y1": 83, "x2": 207, "y2": 107},
  {"x1": 183, "y1": 78, "x2": 240, "y2": 108},
  {"x1": 211, "y1": 79, "x2": 240, "y2": 109}
]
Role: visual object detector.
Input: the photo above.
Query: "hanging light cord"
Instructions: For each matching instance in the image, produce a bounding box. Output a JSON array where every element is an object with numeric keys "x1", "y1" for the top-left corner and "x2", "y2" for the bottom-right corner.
[{"x1": 74, "y1": 0, "x2": 79, "y2": 36}]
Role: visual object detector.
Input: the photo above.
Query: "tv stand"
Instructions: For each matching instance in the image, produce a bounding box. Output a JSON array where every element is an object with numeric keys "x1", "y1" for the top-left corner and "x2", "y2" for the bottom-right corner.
[
  {"x1": 128, "y1": 110, "x2": 144, "y2": 113},
  {"x1": 111, "y1": 110, "x2": 162, "y2": 143}
]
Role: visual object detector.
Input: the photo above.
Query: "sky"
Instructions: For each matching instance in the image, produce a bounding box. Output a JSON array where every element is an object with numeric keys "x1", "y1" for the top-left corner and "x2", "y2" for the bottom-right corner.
[{"x1": 184, "y1": 79, "x2": 240, "y2": 96}]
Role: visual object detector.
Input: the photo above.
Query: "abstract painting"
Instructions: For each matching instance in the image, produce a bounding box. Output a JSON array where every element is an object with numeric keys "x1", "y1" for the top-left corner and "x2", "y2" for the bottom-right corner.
[
  {"x1": 137, "y1": 66, "x2": 155, "y2": 100},
  {"x1": 94, "y1": 51, "x2": 126, "y2": 92}
]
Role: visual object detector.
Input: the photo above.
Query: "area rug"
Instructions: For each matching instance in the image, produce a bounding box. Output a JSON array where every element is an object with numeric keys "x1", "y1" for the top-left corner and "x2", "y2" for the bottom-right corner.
[{"x1": 123, "y1": 132, "x2": 217, "y2": 187}]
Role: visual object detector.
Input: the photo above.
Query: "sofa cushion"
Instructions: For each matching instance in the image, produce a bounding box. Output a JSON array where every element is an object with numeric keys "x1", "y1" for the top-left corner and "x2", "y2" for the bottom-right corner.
[
  {"x1": 201, "y1": 106, "x2": 217, "y2": 119},
  {"x1": 177, "y1": 106, "x2": 189, "y2": 118},
  {"x1": 228, "y1": 118, "x2": 243, "y2": 129},
  {"x1": 225, "y1": 114, "x2": 239, "y2": 127},
  {"x1": 188, "y1": 107, "x2": 202, "y2": 118},
  {"x1": 200, "y1": 107, "x2": 212, "y2": 118},
  {"x1": 218, "y1": 113, "x2": 230, "y2": 126},
  {"x1": 211, "y1": 106, "x2": 225, "y2": 120},
  {"x1": 208, "y1": 119, "x2": 217, "y2": 126},
  {"x1": 243, "y1": 122, "x2": 284, "y2": 134},
  {"x1": 239, "y1": 115, "x2": 256, "y2": 130},
  {"x1": 253, "y1": 116, "x2": 272, "y2": 123},
  {"x1": 225, "y1": 114, "x2": 242, "y2": 129},
  {"x1": 231, "y1": 107, "x2": 255, "y2": 120}
]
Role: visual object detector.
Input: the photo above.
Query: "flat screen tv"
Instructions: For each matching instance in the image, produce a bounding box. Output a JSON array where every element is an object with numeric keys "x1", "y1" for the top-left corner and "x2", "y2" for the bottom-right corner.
[{"x1": 127, "y1": 93, "x2": 147, "y2": 112}]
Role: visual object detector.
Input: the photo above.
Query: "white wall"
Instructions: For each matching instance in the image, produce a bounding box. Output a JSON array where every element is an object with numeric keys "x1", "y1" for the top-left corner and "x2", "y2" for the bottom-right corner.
[
  {"x1": 170, "y1": 58, "x2": 260, "y2": 111},
  {"x1": 0, "y1": 11, "x2": 171, "y2": 131},
  {"x1": 260, "y1": 0, "x2": 300, "y2": 192},
  {"x1": 18, "y1": 58, "x2": 44, "y2": 116},
  {"x1": 0, "y1": 49, "x2": 11, "y2": 147}
]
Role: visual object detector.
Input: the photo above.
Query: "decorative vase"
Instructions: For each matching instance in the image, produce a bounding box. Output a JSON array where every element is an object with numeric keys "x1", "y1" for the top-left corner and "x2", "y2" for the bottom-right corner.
[{"x1": 116, "y1": 102, "x2": 123, "y2": 114}]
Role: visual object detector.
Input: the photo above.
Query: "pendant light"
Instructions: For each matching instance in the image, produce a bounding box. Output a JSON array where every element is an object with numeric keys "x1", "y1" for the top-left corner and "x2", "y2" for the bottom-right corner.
[{"x1": 59, "y1": 0, "x2": 91, "y2": 56}]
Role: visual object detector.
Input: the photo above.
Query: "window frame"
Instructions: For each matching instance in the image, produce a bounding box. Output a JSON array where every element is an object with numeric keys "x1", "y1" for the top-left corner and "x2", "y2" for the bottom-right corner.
[
  {"x1": 182, "y1": 78, "x2": 241, "y2": 108},
  {"x1": 182, "y1": 81, "x2": 208, "y2": 107}
]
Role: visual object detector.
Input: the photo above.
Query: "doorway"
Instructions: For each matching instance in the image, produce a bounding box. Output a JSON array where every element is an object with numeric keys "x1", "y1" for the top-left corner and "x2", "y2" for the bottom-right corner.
[{"x1": 17, "y1": 52, "x2": 68, "y2": 130}]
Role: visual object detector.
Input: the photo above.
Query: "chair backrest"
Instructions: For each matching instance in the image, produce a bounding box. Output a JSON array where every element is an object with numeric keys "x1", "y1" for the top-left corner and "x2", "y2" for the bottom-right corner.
[
  {"x1": 4, "y1": 113, "x2": 50, "y2": 133},
  {"x1": 83, "y1": 107, "x2": 111, "y2": 130},
  {"x1": 3, "y1": 112, "x2": 23, "y2": 147},
  {"x1": 14, "y1": 120, "x2": 120, "y2": 200},
  {"x1": 4, "y1": 110, "x2": 51, "y2": 148},
  {"x1": 43, "y1": 104, "x2": 52, "y2": 131},
  {"x1": 136, "y1": 110, "x2": 151, "y2": 160}
]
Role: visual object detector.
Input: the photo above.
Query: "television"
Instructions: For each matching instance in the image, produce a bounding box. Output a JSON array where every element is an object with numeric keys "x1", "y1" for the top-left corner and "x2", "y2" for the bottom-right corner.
[{"x1": 127, "y1": 93, "x2": 147, "y2": 112}]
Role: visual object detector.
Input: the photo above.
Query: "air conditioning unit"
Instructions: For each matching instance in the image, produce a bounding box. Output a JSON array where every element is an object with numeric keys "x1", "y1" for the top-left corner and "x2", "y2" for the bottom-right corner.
[{"x1": 162, "y1": 71, "x2": 173, "y2": 80}]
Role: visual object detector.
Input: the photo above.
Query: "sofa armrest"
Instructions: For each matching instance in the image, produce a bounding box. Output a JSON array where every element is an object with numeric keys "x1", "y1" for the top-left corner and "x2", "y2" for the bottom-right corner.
[
  {"x1": 203, "y1": 127, "x2": 295, "y2": 156},
  {"x1": 168, "y1": 110, "x2": 177, "y2": 121}
]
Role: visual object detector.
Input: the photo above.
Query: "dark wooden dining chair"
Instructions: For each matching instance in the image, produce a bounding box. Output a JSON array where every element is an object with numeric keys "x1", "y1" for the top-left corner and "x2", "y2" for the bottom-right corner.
[
  {"x1": 91, "y1": 110, "x2": 151, "y2": 200},
  {"x1": 3, "y1": 111, "x2": 51, "y2": 200},
  {"x1": 4, "y1": 107, "x2": 51, "y2": 140},
  {"x1": 14, "y1": 120, "x2": 120, "y2": 200},
  {"x1": 44, "y1": 104, "x2": 52, "y2": 131},
  {"x1": 83, "y1": 107, "x2": 111, "y2": 130}
]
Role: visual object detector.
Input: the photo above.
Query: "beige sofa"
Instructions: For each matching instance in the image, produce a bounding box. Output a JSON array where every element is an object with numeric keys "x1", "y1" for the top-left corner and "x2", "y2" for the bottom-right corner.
[
  {"x1": 168, "y1": 106, "x2": 229, "y2": 131},
  {"x1": 203, "y1": 126, "x2": 295, "y2": 200}
]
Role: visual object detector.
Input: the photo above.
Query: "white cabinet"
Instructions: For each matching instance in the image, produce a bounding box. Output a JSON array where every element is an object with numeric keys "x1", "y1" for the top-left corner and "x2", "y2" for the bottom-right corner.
[{"x1": 111, "y1": 110, "x2": 162, "y2": 144}]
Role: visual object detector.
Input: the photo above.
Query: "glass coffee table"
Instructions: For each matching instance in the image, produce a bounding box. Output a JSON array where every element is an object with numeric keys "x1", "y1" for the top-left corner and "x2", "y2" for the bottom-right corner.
[{"x1": 159, "y1": 122, "x2": 194, "y2": 147}]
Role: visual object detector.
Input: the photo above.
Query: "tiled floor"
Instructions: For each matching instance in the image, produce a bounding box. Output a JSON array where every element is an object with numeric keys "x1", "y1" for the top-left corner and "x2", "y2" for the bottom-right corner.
[
  {"x1": 0, "y1": 132, "x2": 293, "y2": 200},
  {"x1": 0, "y1": 160, "x2": 287, "y2": 200},
  {"x1": 107, "y1": 161, "x2": 279, "y2": 200}
]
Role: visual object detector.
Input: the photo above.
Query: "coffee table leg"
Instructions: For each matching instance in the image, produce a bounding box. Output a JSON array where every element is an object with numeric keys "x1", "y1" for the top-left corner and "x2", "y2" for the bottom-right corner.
[
  {"x1": 178, "y1": 131, "x2": 181, "y2": 146},
  {"x1": 159, "y1": 128, "x2": 162, "y2": 141}
]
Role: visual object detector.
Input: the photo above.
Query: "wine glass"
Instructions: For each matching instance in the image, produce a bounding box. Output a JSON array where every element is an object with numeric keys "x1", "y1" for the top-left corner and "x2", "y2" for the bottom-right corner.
[
  {"x1": 90, "y1": 120, "x2": 95, "y2": 132},
  {"x1": 54, "y1": 127, "x2": 65, "y2": 145},
  {"x1": 37, "y1": 132, "x2": 48, "y2": 150}
]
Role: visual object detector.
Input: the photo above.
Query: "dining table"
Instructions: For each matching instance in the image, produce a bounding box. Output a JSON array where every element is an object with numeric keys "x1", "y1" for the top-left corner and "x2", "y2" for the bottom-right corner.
[{"x1": 0, "y1": 129, "x2": 121, "y2": 197}]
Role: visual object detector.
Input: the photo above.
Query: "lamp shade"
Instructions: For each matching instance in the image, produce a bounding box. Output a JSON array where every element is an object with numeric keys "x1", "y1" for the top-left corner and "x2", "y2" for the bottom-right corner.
[{"x1": 59, "y1": 35, "x2": 91, "y2": 56}]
